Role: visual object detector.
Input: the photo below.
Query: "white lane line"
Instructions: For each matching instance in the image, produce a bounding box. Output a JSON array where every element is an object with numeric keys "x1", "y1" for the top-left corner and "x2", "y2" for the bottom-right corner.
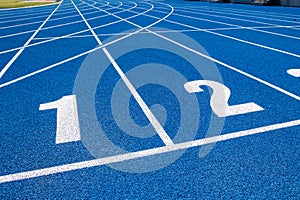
[
  {"x1": 129, "y1": 6, "x2": 300, "y2": 59},
  {"x1": 0, "y1": 119, "x2": 299, "y2": 184},
  {"x1": 0, "y1": 2, "x2": 62, "y2": 79},
  {"x1": 0, "y1": 8, "x2": 87, "y2": 31},
  {"x1": 30, "y1": 25, "x2": 300, "y2": 40},
  {"x1": 181, "y1": 5, "x2": 300, "y2": 19},
  {"x1": 0, "y1": 7, "x2": 75, "y2": 25},
  {"x1": 178, "y1": 6, "x2": 300, "y2": 31},
  {"x1": 179, "y1": 6, "x2": 299, "y2": 30},
  {"x1": 0, "y1": 3, "x2": 95, "y2": 26},
  {"x1": 163, "y1": 19, "x2": 300, "y2": 58},
  {"x1": 0, "y1": 6, "x2": 60, "y2": 20},
  {"x1": 95, "y1": 1, "x2": 300, "y2": 101},
  {"x1": 0, "y1": 7, "x2": 106, "y2": 31},
  {"x1": 202, "y1": 6, "x2": 300, "y2": 21},
  {"x1": 0, "y1": 2, "x2": 144, "y2": 55},
  {"x1": 173, "y1": 8, "x2": 300, "y2": 41},
  {"x1": 72, "y1": 0, "x2": 173, "y2": 145},
  {"x1": 0, "y1": 5, "x2": 123, "y2": 39},
  {"x1": 1, "y1": 0, "x2": 298, "y2": 107}
]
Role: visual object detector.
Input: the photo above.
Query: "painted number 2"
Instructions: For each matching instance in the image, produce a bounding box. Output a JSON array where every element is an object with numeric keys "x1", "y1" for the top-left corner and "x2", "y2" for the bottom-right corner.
[{"x1": 184, "y1": 80, "x2": 263, "y2": 117}]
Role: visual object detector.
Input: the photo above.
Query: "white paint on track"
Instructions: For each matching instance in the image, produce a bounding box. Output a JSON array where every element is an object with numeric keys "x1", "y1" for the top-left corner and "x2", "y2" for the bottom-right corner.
[
  {"x1": 1, "y1": 0, "x2": 299, "y2": 104},
  {"x1": 0, "y1": 3, "x2": 127, "y2": 39},
  {"x1": 172, "y1": 8, "x2": 300, "y2": 41},
  {"x1": 0, "y1": 1, "x2": 63, "y2": 79},
  {"x1": 30, "y1": 25, "x2": 300, "y2": 40},
  {"x1": 0, "y1": 2, "x2": 140, "y2": 55},
  {"x1": 100, "y1": 0, "x2": 300, "y2": 101},
  {"x1": 0, "y1": 119, "x2": 299, "y2": 184},
  {"x1": 71, "y1": 0, "x2": 174, "y2": 145}
]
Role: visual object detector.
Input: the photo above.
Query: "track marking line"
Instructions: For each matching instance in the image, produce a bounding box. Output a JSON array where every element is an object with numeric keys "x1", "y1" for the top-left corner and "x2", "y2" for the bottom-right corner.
[
  {"x1": 125, "y1": 4, "x2": 300, "y2": 58},
  {"x1": 0, "y1": 3, "x2": 130, "y2": 39},
  {"x1": 181, "y1": 4, "x2": 300, "y2": 19},
  {"x1": 1, "y1": 0, "x2": 299, "y2": 105},
  {"x1": 176, "y1": 5, "x2": 300, "y2": 31},
  {"x1": 91, "y1": 0, "x2": 300, "y2": 101},
  {"x1": 0, "y1": 8, "x2": 84, "y2": 31},
  {"x1": 0, "y1": 2, "x2": 141, "y2": 55},
  {"x1": 0, "y1": 1, "x2": 62, "y2": 79},
  {"x1": 0, "y1": 119, "x2": 299, "y2": 184},
  {"x1": 0, "y1": 6, "x2": 77, "y2": 25},
  {"x1": 72, "y1": 0, "x2": 173, "y2": 145},
  {"x1": 201, "y1": 5, "x2": 300, "y2": 21},
  {"x1": 173, "y1": 8, "x2": 300, "y2": 41},
  {"x1": 30, "y1": 25, "x2": 300, "y2": 40}
]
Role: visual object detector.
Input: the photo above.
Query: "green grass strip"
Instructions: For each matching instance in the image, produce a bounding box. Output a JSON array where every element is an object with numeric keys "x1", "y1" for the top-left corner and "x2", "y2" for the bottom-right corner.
[{"x1": 0, "y1": 0, "x2": 57, "y2": 9}]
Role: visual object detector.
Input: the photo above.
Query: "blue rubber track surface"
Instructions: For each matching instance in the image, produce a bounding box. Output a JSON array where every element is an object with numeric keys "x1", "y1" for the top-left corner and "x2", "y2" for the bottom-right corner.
[{"x1": 0, "y1": 0, "x2": 299, "y2": 198}]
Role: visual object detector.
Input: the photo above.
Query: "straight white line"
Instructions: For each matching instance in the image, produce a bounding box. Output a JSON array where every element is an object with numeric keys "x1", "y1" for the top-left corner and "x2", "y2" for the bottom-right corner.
[
  {"x1": 0, "y1": 119, "x2": 299, "y2": 184},
  {"x1": 0, "y1": 1, "x2": 63, "y2": 79},
  {"x1": 72, "y1": 0, "x2": 173, "y2": 145},
  {"x1": 98, "y1": 1, "x2": 300, "y2": 101}
]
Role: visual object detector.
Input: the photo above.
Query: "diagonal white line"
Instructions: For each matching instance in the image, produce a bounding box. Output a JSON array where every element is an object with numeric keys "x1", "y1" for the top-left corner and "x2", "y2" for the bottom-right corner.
[
  {"x1": 0, "y1": 119, "x2": 299, "y2": 184},
  {"x1": 72, "y1": 0, "x2": 174, "y2": 145},
  {"x1": 0, "y1": 1, "x2": 63, "y2": 79}
]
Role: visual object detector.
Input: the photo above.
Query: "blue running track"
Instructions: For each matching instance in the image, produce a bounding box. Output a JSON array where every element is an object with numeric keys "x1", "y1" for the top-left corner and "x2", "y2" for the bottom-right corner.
[{"x1": 0, "y1": 0, "x2": 299, "y2": 198}]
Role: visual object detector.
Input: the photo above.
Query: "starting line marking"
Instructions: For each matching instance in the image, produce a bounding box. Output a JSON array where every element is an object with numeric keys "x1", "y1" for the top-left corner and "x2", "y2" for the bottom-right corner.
[{"x1": 1, "y1": 119, "x2": 299, "y2": 184}]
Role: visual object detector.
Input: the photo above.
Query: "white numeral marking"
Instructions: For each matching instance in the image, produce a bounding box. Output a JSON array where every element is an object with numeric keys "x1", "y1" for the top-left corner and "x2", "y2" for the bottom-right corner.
[
  {"x1": 39, "y1": 95, "x2": 81, "y2": 144},
  {"x1": 184, "y1": 80, "x2": 264, "y2": 117},
  {"x1": 287, "y1": 69, "x2": 300, "y2": 78}
]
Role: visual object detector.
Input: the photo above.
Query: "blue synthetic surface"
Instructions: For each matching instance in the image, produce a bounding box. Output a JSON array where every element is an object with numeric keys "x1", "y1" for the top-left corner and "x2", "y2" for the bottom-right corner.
[{"x1": 0, "y1": 0, "x2": 299, "y2": 198}]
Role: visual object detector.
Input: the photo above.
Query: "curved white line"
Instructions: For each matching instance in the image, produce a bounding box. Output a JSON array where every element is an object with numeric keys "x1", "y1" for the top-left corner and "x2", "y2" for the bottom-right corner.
[{"x1": 0, "y1": 2, "x2": 140, "y2": 55}]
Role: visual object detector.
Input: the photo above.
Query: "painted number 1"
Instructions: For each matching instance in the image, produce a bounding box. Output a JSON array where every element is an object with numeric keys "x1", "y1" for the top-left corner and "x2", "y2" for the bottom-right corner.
[{"x1": 39, "y1": 95, "x2": 81, "y2": 144}]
